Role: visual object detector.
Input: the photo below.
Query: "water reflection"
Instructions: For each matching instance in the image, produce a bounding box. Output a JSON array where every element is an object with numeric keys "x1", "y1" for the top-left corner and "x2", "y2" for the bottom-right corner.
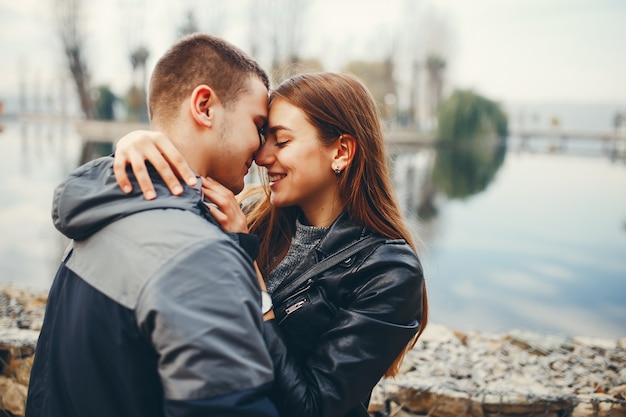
[
  {"x1": 389, "y1": 139, "x2": 507, "y2": 221},
  {"x1": 388, "y1": 138, "x2": 626, "y2": 339},
  {"x1": 432, "y1": 142, "x2": 506, "y2": 200},
  {"x1": 0, "y1": 121, "x2": 82, "y2": 290}
]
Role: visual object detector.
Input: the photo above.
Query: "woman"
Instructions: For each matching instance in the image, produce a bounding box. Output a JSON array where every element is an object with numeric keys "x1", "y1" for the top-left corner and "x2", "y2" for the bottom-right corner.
[{"x1": 114, "y1": 72, "x2": 428, "y2": 417}]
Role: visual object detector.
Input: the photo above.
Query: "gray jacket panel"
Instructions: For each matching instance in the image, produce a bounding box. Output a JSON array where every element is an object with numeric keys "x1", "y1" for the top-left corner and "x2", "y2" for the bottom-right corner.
[{"x1": 56, "y1": 157, "x2": 274, "y2": 401}]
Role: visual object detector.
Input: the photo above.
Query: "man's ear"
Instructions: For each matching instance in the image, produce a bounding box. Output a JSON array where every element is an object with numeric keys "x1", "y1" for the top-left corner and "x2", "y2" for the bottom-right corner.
[
  {"x1": 189, "y1": 85, "x2": 217, "y2": 127},
  {"x1": 332, "y1": 134, "x2": 357, "y2": 171}
]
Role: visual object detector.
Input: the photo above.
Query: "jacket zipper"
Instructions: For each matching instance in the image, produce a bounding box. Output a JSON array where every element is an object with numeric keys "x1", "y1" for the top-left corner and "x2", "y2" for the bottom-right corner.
[
  {"x1": 280, "y1": 279, "x2": 313, "y2": 319},
  {"x1": 284, "y1": 279, "x2": 313, "y2": 303},
  {"x1": 285, "y1": 300, "x2": 307, "y2": 315}
]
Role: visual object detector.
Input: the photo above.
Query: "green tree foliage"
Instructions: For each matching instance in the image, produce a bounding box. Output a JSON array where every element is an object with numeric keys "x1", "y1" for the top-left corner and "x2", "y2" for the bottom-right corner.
[
  {"x1": 94, "y1": 85, "x2": 117, "y2": 120},
  {"x1": 437, "y1": 89, "x2": 508, "y2": 142},
  {"x1": 431, "y1": 90, "x2": 509, "y2": 199}
]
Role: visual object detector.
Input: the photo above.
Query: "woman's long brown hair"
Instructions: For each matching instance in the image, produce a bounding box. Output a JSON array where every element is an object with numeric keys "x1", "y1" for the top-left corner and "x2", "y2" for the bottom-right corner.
[{"x1": 244, "y1": 72, "x2": 428, "y2": 377}]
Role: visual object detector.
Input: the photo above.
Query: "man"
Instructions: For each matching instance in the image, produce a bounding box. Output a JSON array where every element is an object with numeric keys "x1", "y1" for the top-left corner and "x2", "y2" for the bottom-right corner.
[{"x1": 26, "y1": 34, "x2": 278, "y2": 417}]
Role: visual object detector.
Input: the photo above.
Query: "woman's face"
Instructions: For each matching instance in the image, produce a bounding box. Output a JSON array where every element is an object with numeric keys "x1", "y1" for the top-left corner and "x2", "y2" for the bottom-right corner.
[{"x1": 254, "y1": 99, "x2": 341, "y2": 224}]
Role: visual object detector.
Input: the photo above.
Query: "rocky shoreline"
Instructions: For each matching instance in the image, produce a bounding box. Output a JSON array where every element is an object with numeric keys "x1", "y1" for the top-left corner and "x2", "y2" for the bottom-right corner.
[
  {"x1": 369, "y1": 324, "x2": 626, "y2": 416},
  {"x1": 0, "y1": 283, "x2": 624, "y2": 417},
  {"x1": 0, "y1": 284, "x2": 45, "y2": 416}
]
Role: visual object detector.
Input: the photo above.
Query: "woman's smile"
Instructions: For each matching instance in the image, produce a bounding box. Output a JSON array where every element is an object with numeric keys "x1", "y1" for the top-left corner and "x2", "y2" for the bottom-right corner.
[{"x1": 268, "y1": 172, "x2": 287, "y2": 186}]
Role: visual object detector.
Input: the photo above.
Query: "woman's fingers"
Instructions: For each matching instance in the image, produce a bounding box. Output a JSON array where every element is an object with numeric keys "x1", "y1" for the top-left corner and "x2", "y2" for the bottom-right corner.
[
  {"x1": 202, "y1": 177, "x2": 248, "y2": 233},
  {"x1": 204, "y1": 202, "x2": 248, "y2": 233},
  {"x1": 140, "y1": 143, "x2": 182, "y2": 198},
  {"x1": 112, "y1": 131, "x2": 151, "y2": 195},
  {"x1": 113, "y1": 130, "x2": 197, "y2": 200},
  {"x1": 129, "y1": 147, "x2": 166, "y2": 200},
  {"x1": 112, "y1": 156, "x2": 133, "y2": 195},
  {"x1": 152, "y1": 133, "x2": 198, "y2": 189}
]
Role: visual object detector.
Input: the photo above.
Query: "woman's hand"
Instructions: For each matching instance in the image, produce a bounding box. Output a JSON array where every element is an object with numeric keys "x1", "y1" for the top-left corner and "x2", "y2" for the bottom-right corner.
[
  {"x1": 202, "y1": 177, "x2": 249, "y2": 234},
  {"x1": 203, "y1": 178, "x2": 274, "y2": 320},
  {"x1": 113, "y1": 130, "x2": 197, "y2": 200}
]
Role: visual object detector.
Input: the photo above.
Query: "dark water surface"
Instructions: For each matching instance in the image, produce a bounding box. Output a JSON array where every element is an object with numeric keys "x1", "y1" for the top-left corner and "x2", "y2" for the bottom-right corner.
[
  {"x1": 388, "y1": 137, "x2": 626, "y2": 339},
  {"x1": 1, "y1": 120, "x2": 624, "y2": 339}
]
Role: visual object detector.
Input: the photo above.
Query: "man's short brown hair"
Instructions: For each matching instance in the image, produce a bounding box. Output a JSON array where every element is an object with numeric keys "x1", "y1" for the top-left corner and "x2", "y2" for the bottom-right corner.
[{"x1": 148, "y1": 33, "x2": 269, "y2": 125}]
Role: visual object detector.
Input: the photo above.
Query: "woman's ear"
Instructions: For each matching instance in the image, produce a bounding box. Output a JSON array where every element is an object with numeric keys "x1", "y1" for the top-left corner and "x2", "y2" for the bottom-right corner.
[
  {"x1": 189, "y1": 85, "x2": 215, "y2": 127},
  {"x1": 332, "y1": 134, "x2": 357, "y2": 171}
]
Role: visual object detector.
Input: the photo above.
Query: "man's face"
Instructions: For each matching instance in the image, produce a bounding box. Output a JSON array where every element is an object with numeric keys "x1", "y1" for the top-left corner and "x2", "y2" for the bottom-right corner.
[{"x1": 211, "y1": 77, "x2": 268, "y2": 194}]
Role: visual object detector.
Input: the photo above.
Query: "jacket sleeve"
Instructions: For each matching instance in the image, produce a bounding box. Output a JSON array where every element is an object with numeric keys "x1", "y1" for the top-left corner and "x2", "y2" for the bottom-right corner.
[
  {"x1": 136, "y1": 239, "x2": 279, "y2": 417},
  {"x1": 52, "y1": 156, "x2": 204, "y2": 241},
  {"x1": 263, "y1": 243, "x2": 424, "y2": 417}
]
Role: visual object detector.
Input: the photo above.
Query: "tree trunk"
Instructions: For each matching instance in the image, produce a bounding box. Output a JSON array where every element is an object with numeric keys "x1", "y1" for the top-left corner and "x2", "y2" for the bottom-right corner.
[{"x1": 54, "y1": 0, "x2": 96, "y2": 119}]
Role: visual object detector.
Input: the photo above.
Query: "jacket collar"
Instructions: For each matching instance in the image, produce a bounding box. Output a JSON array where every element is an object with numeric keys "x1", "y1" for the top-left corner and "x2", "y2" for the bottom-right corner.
[
  {"x1": 53, "y1": 156, "x2": 217, "y2": 240},
  {"x1": 313, "y1": 212, "x2": 370, "y2": 261}
]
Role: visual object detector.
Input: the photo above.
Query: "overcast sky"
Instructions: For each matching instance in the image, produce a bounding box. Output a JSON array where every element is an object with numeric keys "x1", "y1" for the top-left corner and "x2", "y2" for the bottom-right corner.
[{"x1": 1, "y1": 0, "x2": 625, "y2": 114}]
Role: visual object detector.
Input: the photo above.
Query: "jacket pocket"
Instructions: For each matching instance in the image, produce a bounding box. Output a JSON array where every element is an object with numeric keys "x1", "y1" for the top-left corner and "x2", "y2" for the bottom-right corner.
[{"x1": 275, "y1": 281, "x2": 337, "y2": 355}]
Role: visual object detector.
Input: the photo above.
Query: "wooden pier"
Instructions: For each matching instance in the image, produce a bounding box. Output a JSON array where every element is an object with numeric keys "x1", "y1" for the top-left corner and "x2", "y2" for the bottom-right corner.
[
  {"x1": 75, "y1": 120, "x2": 150, "y2": 143},
  {"x1": 13, "y1": 119, "x2": 626, "y2": 158},
  {"x1": 510, "y1": 128, "x2": 620, "y2": 141},
  {"x1": 510, "y1": 128, "x2": 626, "y2": 156}
]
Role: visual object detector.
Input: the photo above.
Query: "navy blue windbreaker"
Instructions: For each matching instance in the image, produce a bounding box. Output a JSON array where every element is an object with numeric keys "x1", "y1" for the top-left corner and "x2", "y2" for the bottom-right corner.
[{"x1": 26, "y1": 156, "x2": 278, "y2": 417}]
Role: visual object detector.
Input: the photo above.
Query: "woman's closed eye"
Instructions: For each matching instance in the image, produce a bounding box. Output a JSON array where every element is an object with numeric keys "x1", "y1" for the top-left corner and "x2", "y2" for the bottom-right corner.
[{"x1": 269, "y1": 134, "x2": 289, "y2": 147}]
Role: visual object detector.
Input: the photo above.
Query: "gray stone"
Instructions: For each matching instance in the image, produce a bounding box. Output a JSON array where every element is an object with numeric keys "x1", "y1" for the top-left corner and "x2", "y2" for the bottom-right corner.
[{"x1": 371, "y1": 324, "x2": 626, "y2": 416}]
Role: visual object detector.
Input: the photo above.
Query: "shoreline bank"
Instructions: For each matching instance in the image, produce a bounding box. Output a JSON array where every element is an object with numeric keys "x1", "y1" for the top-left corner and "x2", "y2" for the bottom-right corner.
[{"x1": 0, "y1": 284, "x2": 624, "y2": 417}]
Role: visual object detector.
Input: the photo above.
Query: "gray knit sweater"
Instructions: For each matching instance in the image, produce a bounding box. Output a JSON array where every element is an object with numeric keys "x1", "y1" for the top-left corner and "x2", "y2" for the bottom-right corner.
[{"x1": 266, "y1": 219, "x2": 329, "y2": 294}]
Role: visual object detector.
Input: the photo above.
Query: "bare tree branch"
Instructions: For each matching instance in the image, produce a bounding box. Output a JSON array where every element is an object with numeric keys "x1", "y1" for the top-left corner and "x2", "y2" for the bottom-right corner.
[
  {"x1": 52, "y1": 0, "x2": 95, "y2": 119},
  {"x1": 266, "y1": 0, "x2": 310, "y2": 83}
]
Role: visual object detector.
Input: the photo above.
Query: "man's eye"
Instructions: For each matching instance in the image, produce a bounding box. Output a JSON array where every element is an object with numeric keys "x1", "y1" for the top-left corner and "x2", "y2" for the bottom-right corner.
[{"x1": 257, "y1": 127, "x2": 266, "y2": 145}]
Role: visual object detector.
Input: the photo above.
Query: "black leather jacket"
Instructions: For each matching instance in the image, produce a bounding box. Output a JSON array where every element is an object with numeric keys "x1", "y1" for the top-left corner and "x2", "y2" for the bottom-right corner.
[{"x1": 262, "y1": 212, "x2": 424, "y2": 417}]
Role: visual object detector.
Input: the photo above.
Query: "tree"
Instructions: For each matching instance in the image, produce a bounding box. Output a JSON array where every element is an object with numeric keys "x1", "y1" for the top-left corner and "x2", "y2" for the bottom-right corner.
[
  {"x1": 52, "y1": 0, "x2": 96, "y2": 119},
  {"x1": 407, "y1": 60, "x2": 421, "y2": 128},
  {"x1": 125, "y1": 85, "x2": 145, "y2": 122},
  {"x1": 344, "y1": 60, "x2": 396, "y2": 119},
  {"x1": 178, "y1": 9, "x2": 200, "y2": 38},
  {"x1": 425, "y1": 54, "x2": 446, "y2": 126},
  {"x1": 94, "y1": 85, "x2": 117, "y2": 120},
  {"x1": 178, "y1": 2, "x2": 225, "y2": 39},
  {"x1": 130, "y1": 46, "x2": 149, "y2": 86},
  {"x1": 266, "y1": 0, "x2": 309, "y2": 83},
  {"x1": 128, "y1": 46, "x2": 149, "y2": 122},
  {"x1": 395, "y1": 1, "x2": 453, "y2": 128},
  {"x1": 437, "y1": 89, "x2": 508, "y2": 142},
  {"x1": 433, "y1": 91, "x2": 508, "y2": 201}
]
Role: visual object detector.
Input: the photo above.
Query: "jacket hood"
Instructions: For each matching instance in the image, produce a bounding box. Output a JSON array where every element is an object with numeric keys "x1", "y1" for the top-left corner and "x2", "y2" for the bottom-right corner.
[{"x1": 52, "y1": 156, "x2": 206, "y2": 240}]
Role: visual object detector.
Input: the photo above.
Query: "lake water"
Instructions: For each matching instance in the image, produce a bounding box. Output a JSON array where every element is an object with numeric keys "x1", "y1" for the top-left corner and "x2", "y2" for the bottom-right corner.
[
  {"x1": 388, "y1": 138, "x2": 626, "y2": 340},
  {"x1": 0, "y1": 120, "x2": 81, "y2": 291},
  {"x1": 0, "y1": 118, "x2": 624, "y2": 339}
]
